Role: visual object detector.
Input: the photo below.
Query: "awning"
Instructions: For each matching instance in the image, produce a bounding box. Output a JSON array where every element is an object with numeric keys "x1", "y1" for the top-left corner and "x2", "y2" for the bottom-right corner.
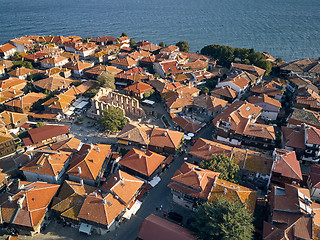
[
  {"x1": 118, "y1": 139, "x2": 129, "y2": 145},
  {"x1": 142, "y1": 99, "x2": 155, "y2": 105},
  {"x1": 149, "y1": 176, "x2": 161, "y2": 187},
  {"x1": 75, "y1": 101, "x2": 89, "y2": 109},
  {"x1": 65, "y1": 110, "x2": 74, "y2": 116},
  {"x1": 79, "y1": 223, "x2": 92, "y2": 235}
]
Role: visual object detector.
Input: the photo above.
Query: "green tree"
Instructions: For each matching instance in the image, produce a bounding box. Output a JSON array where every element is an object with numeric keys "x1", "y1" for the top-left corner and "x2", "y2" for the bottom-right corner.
[
  {"x1": 83, "y1": 89, "x2": 98, "y2": 98},
  {"x1": 159, "y1": 41, "x2": 165, "y2": 48},
  {"x1": 35, "y1": 122, "x2": 45, "y2": 128},
  {"x1": 99, "y1": 106, "x2": 127, "y2": 132},
  {"x1": 190, "y1": 198, "x2": 254, "y2": 240},
  {"x1": 130, "y1": 38, "x2": 137, "y2": 48},
  {"x1": 176, "y1": 41, "x2": 190, "y2": 52},
  {"x1": 256, "y1": 59, "x2": 272, "y2": 76},
  {"x1": 71, "y1": 81, "x2": 82, "y2": 87},
  {"x1": 198, "y1": 86, "x2": 209, "y2": 95},
  {"x1": 276, "y1": 57, "x2": 283, "y2": 63},
  {"x1": 97, "y1": 72, "x2": 115, "y2": 89},
  {"x1": 121, "y1": 32, "x2": 127, "y2": 37},
  {"x1": 12, "y1": 60, "x2": 34, "y2": 69},
  {"x1": 200, "y1": 154, "x2": 241, "y2": 184}
]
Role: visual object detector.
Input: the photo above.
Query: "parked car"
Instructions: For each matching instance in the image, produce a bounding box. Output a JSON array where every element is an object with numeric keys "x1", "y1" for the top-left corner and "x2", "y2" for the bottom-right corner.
[{"x1": 168, "y1": 211, "x2": 183, "y2": 223}]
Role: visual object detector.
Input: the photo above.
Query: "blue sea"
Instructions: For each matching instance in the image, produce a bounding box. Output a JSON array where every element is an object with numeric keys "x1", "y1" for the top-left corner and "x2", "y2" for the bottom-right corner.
[{"x1": 1, "y1": 0, "x2": 319, "y2": 62}]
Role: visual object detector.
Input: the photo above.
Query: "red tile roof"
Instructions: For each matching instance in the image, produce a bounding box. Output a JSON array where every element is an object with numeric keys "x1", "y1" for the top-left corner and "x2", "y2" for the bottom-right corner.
[
  {"x1": 231, "y1": 62, "x2": 265, "y2": 77},
  {"x1": 27, "y1": 124, "x2": 69, "y2": 145},
  {"x1": 149, "y1": 127, "x2": 184, "y2": 150},
  {"x1": 159, "y1": 60, "x2": 183, "y2": 75},
  {"x1": 248, "y1": 94, "x2": 282, "y2": 108},
  {"x1": 124, "y1": 82, "x2": 153, "y2": 95},
  {"x1": 282, "y1": 126, "x2": 306, "y2": 150},
  {"x1": 172, "y1": 116, "x2": 202, "y2": 133},
  {"x1": 0, "y1": 43, "x2": 16, "y2": 53},
  {"x1": 211, "y1": 86, "x2": 238, "y2": 99}
]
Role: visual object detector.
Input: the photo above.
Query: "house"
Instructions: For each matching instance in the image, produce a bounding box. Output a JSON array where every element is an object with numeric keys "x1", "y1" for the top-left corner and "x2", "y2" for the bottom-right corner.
[
  {"x1": 40, "y1": 56, "x2": 69, "y2": 69},
  {"x1": 24, "y1": 52, "x2": 49, "y2": 63},
  {"x1": 91, "y1": 36, "x2": 117, "y2": 45},
  {"x1": 0, "y1": 88, "x2": 24, "y2": 104},
  {"x1": 250, "y1": 81, "x2": 283, "y2": 101},
  {"x1": 0, "y1": 181, "x2": 59, "y2": 235},
  {"x1": 117, "y1": 123, "x2": 152, "y2": 148},
  {"x1": 40, "y1": 66, "x2": 72, "y2": 78},
  {"x1": 0, "y1": 111, "x2": 28, "y2": 129},
  {"x1": 66, "y1": 143, "x2": 111, "y2": 186},
  {"x1": 269, "y1": 149, "x2": 303, "y2": 188},
  {"x1": 307, "y1": 165, "x2": 320, "y2": 201},
  {"x1": 0, "y1": 78, "x2": 27, "y2": 91},
  {"x1": 153, "y1": 60, "x2": 183, "y2": 78},
  {"x1": 77, "y1": 171, "x2": 143, "y2": 234},
  {"x1": 287, "y1": 108, "x2": 320, "y2": 129},
  {"x1": 85, "y1": 65, "x2": 122, "y2": 79},
  {"x1": 0, "y1": 126, "x2": 16, "y2": 158},
  {"x1": 248, "y1": 94, "x2": 282, "y2": 120},
  {"x1": 286, "y1": 75, "x2": 318, "y2": 95},
  {"x1": 42, "y1": 93, "x2": 76, "y2": 114},
  {"x1": 10, "y1": 37, "x2": 34, "y2": 52},
  {"x1": 165, "y1": 94, "x2": 193, "y2": 114},
  {"x1": 20, "y1": 150, "x2": 72, "y2": 184},
  {"x1": 181, "y1": 59, "x2": 208, "y2": 71},
  {"x1": 4, "y1": 92, "x2": 46, "y2": 113},
  {"x1": 124, "y1": 82, "x2": 154, "y2": 99},
  {"x1": 215, "y1": 72, "x2": 250, "y2": 95},
  {"x1": 49, "y1": 137, "x2": 82, "y2": 153},
  {"x1": 192, "y1": 94, "x2": 228, "y2": 117},
  {"x1": 172, "y1": 116, "x2": 202, "y2": 133},
  {"x1": 168, "y1": 162, "x2": 220, "y2": 209},
  {"x1": 63, "y1": 61, "x2": 94, "y2": 77},
  {"x1": 0, "y1": 65, "x2": 5, "y2": 78},
  {"x1": 64, "y1": 42, "x2": 97, "y2": 58},
  {"x1": 0, "y1": 43, "x2": 17, "y2": 59},
  {"x1": 8, "y1": 67, "x2": 33, "y2": 80},
  {"x1": 118, "y1": 148, "x2": 166, "y2": 181},
  {"x1": 295, "y1": 88, "x2": 320, "y2": 111},
  {"x1": 280, "y1": 58, "x2": 320, "y2": 80},
  {"x1": 282, "y1": 124, "x2": 320, "y2": 163},
  {"x1": 178, "y1": 52, "x2": 210, "y2": 62},
  {"x1": 23, "y1": 124, "x2": 70, "y2": 148},
  {"x1": 32, "y1": 76, "x2": 75, "y2": 92},
  {"x1": 230, "y1": 62, "x2": 265, "y2": 82},
  {"x1": 210, "y1": 86, "x2": 238, "y2": 103},
  {"x1": 138, "y1": 42, "x2": 161, "y2": 53},
  {"x1": 109, "y1": 56, "x2": 138, "y2": 70},
  {"x1": 159, "y1": 45, "x2": 179, "y2": 54},
  {"x1": 138, "y1": 214, "x2": 196, "y2": 240},
  {"x1": 263, "y1": 183, "x2": 320, "y2": 240},
  {"x1": 51, "y1": 180, "x2": 96, "y2": 224},
  {"x1": 88, "y1": 87, "x2": 146, "y2": 119}
]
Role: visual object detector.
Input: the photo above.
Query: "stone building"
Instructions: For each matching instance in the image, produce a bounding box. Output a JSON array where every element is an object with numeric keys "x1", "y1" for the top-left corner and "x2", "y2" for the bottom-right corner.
[{"x1": 88, "y1": 87, "x2": 146, "y2": 119}]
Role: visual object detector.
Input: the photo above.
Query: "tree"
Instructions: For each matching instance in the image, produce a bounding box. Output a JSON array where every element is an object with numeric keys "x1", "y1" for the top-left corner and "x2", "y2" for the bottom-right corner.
[
  {"x1": 159, "y1": 41, "x2": 165, "y2": 48},
  {"x1": 121, "y1": 32, "x2": 127, "y2": 37},
  {"x1": 200, "y1": 154, "x2": 241, "y2": 184},
  {"x1": 198, "y1": 86, "x2": 209, "y2": 95},
  {"x1": 97, "y1": 72, "x2": 115, "y2": 89},
  {"x1": 83, "y1": 89, "x2": 98, "y2": 98},
  {"x1": 190, "y1": 198, "x2": 254, "y2": 240},
  {"x1": 35, "y1": 122, "x2": 45, "y2": 128},
  {"x1": 99, "y1": 106, "x2": 127, "y2": 132},
  {"x1": 276, "y1": 57, "x2": 283, "y2": 63},
  {"x1": 176, "y1": 41, "x2": 190, "y2": 52},
  {"x1": 130, "y1": 38, "x2": 137, "y2": 48},
  {"x1": 12, "y1": 60, "x2": 34, "y2": 69}
]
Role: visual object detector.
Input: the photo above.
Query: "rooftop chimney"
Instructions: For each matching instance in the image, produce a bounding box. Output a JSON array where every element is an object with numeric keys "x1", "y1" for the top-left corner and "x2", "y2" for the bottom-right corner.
[
  {"x1": 80, "y1": 178, "x2": 84, "y2": 186},
  {"x1": 78, "y1": 166, "x2": 82, "y2": 175},
  {"x1": 8, "y1": 196, "x2": 13, "y2": 203}
]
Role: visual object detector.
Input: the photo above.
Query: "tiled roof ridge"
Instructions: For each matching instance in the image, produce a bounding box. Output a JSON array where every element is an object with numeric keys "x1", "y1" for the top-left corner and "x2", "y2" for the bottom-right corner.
[{"x1": 280, "y1": 154, "x2": 302, "y2": 180}]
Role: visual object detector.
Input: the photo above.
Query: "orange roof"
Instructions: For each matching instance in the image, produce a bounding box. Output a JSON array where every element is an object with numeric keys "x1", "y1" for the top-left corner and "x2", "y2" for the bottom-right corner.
[
  {"x1": 27, "y1": 124, "x2": 70, "y2": 145},
  {"x1": 282, "y1": 126, "x2": 306, "y2": 150},
  {"x1": 85, "y1": 65, "x2": 122, "y2": 76},
  {"x1": 117, "y1": 123, "x2": 152, "y2": 145},
  {"x1": 172, "y1": 116, "x2": 202, "y2": 133},
  {"x1": 273, "y1": 148, "x2": 302, "y2": 181},
  {"x1": 149, "y1": 127, "x2": 184, "y2": 149},
  {"x1": 49, "y1": 137, "x2": 81, "y2": 153},
  {"x1": 182, "y1": 59, "x2": 208, "y2": 70},
  {"x1": 100, "y1": 170, "x2": 144, "y2": 205},
  {"x1": 63, "y1": 61, "x2": 93, "y2": 71},
  {"x1": 159, "y1": 60, "x2": 183, "y2": 75},
  {"x1": 211, "y1": 86, "x2": 237, "y2": 99},
  {"x1": 4, "y1": 92, "x2": 46, "y2": 110},
  {"x1": 110, "y1": 56, "x2": 137, "y2": 67},
  {"x1": 119, "y1": 148, "x2": 166, "y2": 177},
  {"x1": 78, "y1": 191, "x2": 125, "y2": 227},
  {"x1": 0, "y1": 88, "x2": 24, "y2": 103},
  {"x1": 20, "y1": 151, "x2": 72, "y2": 176},
  {"x1": 42, "y1": 93, "x2": 75, "y2": 111},
  {"x1": 168, "y1": 162, "x2": 220, "y2": 200},
  {"x1": 8, "y1": 67, "x2": 33, "y2": 77},
  {"x1": 248, "y1": 94, "x2": 282, "y2": 108},
  {"x1": 220, "y1": 72, "x2": 250, "y2": 89},
  {"x1": 160, "y1": 45, "x2": 179, "y2": 53},
  {"x1": 0, "y1": 181, "x2": 59, "y2": 228},
  {"x1": 166, "y1": 94, "x2": 194, "y2": 109},
  {"x1": 0, "y1": 43, "x2": 16, "y2": 53},
  {"x1": 33, "y1": 76, "x2": 75, "y2": 91},
  {"x1": 243, "y1": 123, "x2": 275, "y2": 140},
  {"x1": 124, "y1": 82, "x2": 153, "y2": 94},
  {"x1": 0, "y1": 78, "x2": 28, "y2": 90},
  {"x1": 0, "y1": 111, "x2": 27, "y2": 127},
  {"x1": 193, "y1": 94, "x2": 228, "y2": 112},
  {"x1": 67, "y1": 143, "x2": 111, "y2": 181},
  {"x1": 231, "y1": 62, "x2": 265, "y2": 77},
  {"x1": 40, "y1": 56, "x2": 68, "y2": 65},
  {"x1": 24, "y1": 52, "x2": 48, "y2": 61}
]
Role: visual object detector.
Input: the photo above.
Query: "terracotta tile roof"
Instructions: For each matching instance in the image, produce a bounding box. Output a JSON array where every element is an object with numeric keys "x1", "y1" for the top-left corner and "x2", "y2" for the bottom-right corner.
[
  {"x1": 4, "y1": 92, "x2": 46, "y2": 110},
  {"x1": 49, "y1": 137, "x2": 81, "y2": 153},
  {"x1": 273, "y1": 148, "x2": 303, "y2": 181},
  {"x1": 211, "y1": 86, "x2": 238, "y2": 99},
  {"x1": 280, "y1": 58, "x2": 318, "y2": 72},
  {"x1": 124, "y1": 82, "x2": 153, "y2": 94},
  {"x1": 27, "y1": 124, "x2": 70, "y2": 145},
  {"x1": 193, "y1": 94, "x2": 228, "y2": 112},
  {"x1": 51, "y1": 35, "x2": 71, "y2": 44},
  {"x1": 117, "y1": 123, "x2": 152, "y2": 145},
  {"x1": 63, "y1": 61, "x2": 94, "y2": 71},
  {"x1": 149, "y1": 79, "x2": 182, "y2": 94},
  {"x1": 42, "y1": 93, "x2": 75, "y2": 111},
  {"x1": 116, "y1": 71, "x2": 152, "y2": 82},
  {"x1": 0, "y1": 111, "x2": 27, "y2": 127},
  {"x1": 110, "y1": 56, "x2": 137, "y2": 67},
  {"x1": 0, "y1": 43, "x2": 16, "y2": 53},
  {"x1": 138, "y1": 214, "x2": 196, "y2": 240},
  {"x1": 243, "y1": 151, "x2": 273, "y2": 175},
  {"x1": 182, "y1": 59, "x2": 208, "y2": 70},
  {"x1": 306, "y1": 125, "x2": 320, "y2": 145},
  {"x1": 160, "y1": 45, "x2": 179, "y2": 53},
  {"x1": 20, "y1": 150, "x2": 72, "y2": 176},
  {"x1": 166, "y1": 94, "x2": 194, "y2": 109},
  {"x1": 24, "y1": 52, "x2": 48, "y2": 61},
  {"x1": 8, "y1": 67, "x2": 33, "y2": 77},
  {"x1": 159, "y1": 60, "x2": 183, "y2": 75},
  {"x1": 251, "y1": 80, "x2": 282, "y2": 94},
  {"x1": 248, "y1": 94, "x2": 282, "y2": 108},
  {"x1": 168, "y1": 162, "x2": 220, "y2": 200},
  {"x1": 0, "y1": 126, "x2": 14, "y2": 144},
  {"x1": 100, "y1": 170, "x2": 144, "y2": 205},
  {"x1": 282, "y1": 126, "x2": 306, "y2": 150},
  {"x1": 85, "y1": 65, "x2": 122, "y2": 76},
  {"x1": 138, "y1": 43, "x2": 161, "y2": 52},
  {"x1": 209, "y1": 178, "x2": 257, "y2": 214},
  {"x1": 231, "y1": 62, "x2": 265, "y2": 77},
  {"x1": 27, "y1": 111, "x2": 59, "y2": 120},
  {"x1": 0, "y1": 60, "x2": 14, "y2": 69},
  {"x1": 33, "y1": 77, "x2": 75, "y2": 92},
  {"x1": 77, "y1": 191, "x2": 125, "y2": 227},
  {"x1": 309, "y1": 165, "x2": 320, "y2": 188},
  {"x1": 172, "y1": 116, "x2": 202, "y2": 133},
  {"x1": 220, "y1": 72, "x2": 250, "y2": 89},
  {"x1": 0, "y1": 89, "x2": 24, "y2": 104},
  {"x1": 91, "y1": 35, "x2": 116, "y2": 43},
  {"x1": 119, "y1": 148, "x2": 166, "y2": 177},
  {"x1": 51, "y1": 180, "x2": 96, "y2": 221},
  {"x1": 178, "y1": 52, "x2": 209, "y2": 61},
  {"x1": 0, "y1": 181, "x2": 59, "y2": 229},
  {"x1": 296, "y1": 89, "x2": 320, "y2": 109},
  {"x1": 40, "y1": 56, "x2": 68, "y2": 65},
  {"x1": 0, "y1": 78, "x2": 28, "y2": 90},
  {"x1": 189, "y1": 138, "x2": 233, "y2": 160},
  {"x1": 243, "y1": 123, "x2": 276, "y2": 140},
  {"x1": 149, "y1": 127, "x2": 184, "y2": 150},
  {"x1": 67, "y1": 143, "x2": 111, "y2": 181}
]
